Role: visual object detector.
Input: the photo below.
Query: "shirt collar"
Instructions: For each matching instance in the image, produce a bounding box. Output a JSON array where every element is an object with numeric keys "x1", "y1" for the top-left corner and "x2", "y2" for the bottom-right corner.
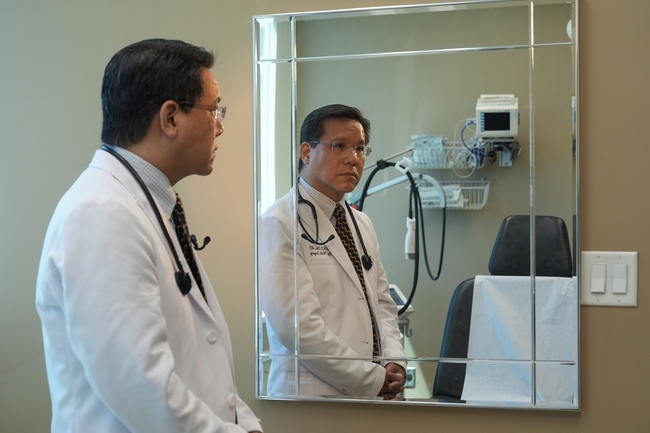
[
  {"x1": 104, "y1": 144, "x2": 177, "y2": 217},
  {"x1": 298, "y1": 177, "x2": 346, "y2": 221}
]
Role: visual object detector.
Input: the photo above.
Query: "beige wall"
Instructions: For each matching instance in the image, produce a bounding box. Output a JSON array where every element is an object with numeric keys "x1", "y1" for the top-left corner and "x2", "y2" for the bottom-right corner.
[{"x1": 1, "y1": 0, "x2": 648, "y2": 432}]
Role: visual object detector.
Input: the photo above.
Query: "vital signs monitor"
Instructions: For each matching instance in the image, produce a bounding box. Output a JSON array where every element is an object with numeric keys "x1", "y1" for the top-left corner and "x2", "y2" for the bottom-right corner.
[{"x1": 476, "y1": 94, "x2": 519, "y2": 138}]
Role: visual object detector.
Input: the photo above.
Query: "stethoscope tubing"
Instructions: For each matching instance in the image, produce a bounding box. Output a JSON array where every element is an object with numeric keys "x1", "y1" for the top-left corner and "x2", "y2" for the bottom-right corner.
[
  {"x1": 100, "y1": 144, "x2": 193, "y2": 295},
  {"x1": 297, "y1": 189, "x2": 373, "y2": 271}
]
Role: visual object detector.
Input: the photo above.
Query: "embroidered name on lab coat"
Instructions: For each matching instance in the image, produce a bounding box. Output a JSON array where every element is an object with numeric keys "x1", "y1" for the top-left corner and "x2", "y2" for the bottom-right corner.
[{"x1": 309, "y1": 245, "x2": 333, "y2": 258}]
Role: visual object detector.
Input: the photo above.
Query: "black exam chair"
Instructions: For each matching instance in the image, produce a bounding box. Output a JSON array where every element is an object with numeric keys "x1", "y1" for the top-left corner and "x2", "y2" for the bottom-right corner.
[{"x1": 431, "y1": 215, "x2": 573, "y2": 401}]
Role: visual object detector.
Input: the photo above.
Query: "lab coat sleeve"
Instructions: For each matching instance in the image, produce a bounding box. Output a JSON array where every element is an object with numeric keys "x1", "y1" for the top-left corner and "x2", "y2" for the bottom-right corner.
[
  {"x1": 259, "y1": 199, "x2": 385, "y2": 397},
  {"x1": 234, "y1": 395, "x2": 262, "y2": 433},
  {"x1": 41, "y1": 197, "x2": 250, "y2": 433}
]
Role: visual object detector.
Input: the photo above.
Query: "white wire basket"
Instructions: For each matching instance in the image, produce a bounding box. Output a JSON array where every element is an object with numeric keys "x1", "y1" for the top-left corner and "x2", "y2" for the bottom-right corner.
[
  {"x1": 414, "y1": 179, "x2": 491, "y2": 210},
  {"x1": 411, "y1": 134, "x2": 486, "y2": 170}
]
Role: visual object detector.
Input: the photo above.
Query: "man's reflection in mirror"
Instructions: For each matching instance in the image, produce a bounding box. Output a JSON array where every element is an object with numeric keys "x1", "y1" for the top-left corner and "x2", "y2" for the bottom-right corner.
[{"x1": 259, "y1": 104, "x2": 406, "y2": 399}]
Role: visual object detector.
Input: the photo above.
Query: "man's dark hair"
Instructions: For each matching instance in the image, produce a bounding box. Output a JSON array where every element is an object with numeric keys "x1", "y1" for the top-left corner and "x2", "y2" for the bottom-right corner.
[
  {"x1": 298, "y1": 104, "x2": 371, "y2": 172},
  {"x1": 100, "y1": 39, "x2": 214, "y2": 147}
]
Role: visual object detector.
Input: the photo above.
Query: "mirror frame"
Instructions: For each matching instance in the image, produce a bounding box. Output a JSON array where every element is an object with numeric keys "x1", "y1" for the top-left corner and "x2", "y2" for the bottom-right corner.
[{"x1": 253, "y1": 0, "x2": 579, "y2": 410}]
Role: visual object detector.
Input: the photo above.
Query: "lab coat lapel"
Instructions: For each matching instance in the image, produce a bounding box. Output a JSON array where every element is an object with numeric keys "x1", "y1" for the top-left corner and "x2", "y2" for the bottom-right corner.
[
  {"x1": 188, "y1": 258, "x2": 219, "y2": 321},
  {"x1": 140, "y1": 192, "x2": 216, "y2": 321},
  {"x1": 298, "y1": 187, "x2": 365, "y2": 296}
]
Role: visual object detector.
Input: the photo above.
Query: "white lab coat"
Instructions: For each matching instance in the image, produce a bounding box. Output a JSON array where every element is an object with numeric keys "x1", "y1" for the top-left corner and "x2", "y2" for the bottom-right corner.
[
  {"x1": 259, "y1": 185, "x2": 405, "y2": 398},
  {"x1": 35, "y1": 150, "x2": 262, "y2": 433}
]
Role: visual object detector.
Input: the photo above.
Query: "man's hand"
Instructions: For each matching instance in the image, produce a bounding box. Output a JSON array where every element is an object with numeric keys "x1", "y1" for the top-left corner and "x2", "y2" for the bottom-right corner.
[{"x1": 378, "y1": 362, "x2": 406, "y2": 400}]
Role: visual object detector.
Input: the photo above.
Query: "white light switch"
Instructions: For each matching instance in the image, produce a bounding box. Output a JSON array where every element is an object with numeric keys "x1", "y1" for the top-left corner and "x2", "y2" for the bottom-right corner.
[
  {"x1": 581, "y1": 251, "x2": 638, "y2": 307},
  {"x1": 590, "y1": 263, "x2": 606, "y2": 293},
  {"x1": 611, "y1": 263, "x2": 628, "y2": 294}
]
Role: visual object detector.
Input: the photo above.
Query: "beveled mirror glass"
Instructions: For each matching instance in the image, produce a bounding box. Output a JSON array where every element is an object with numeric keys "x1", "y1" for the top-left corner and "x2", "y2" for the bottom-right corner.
[{"x1": 254, "y1": 0, "x2": 579, "y2": 409}]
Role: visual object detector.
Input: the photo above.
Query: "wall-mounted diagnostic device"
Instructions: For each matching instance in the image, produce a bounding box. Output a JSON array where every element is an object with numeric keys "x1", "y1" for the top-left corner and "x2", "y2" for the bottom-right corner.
[
  {"x1": 476, "y1": 94, "x2": 519, "y2": 138},
  {"x1": 476, "y1": 94, "x2": 520, "y2": 166}
]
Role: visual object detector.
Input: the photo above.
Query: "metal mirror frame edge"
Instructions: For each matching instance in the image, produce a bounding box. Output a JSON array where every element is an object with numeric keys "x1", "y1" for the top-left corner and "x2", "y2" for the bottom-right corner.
[{"x1": 253, "y1": 0, "x2": 579, "y2": 410}]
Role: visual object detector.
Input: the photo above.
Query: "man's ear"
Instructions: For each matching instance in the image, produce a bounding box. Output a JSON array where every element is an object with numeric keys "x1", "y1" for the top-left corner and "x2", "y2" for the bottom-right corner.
[
  {"x1": 160, "y1": 100, "x2": 182, "y2": 138},
  {"x1": 299, "y1": 142, "x2": 312, "y2": 164}
]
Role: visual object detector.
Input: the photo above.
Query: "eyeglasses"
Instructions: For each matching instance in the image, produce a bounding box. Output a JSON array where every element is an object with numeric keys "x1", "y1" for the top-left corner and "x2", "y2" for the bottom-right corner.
[
  {"x1": 309, "y1": 140, "x2": 372, "y2": 157},
  {"x1": 177, "y1": 102, "x2": 227, "y2": 122}
]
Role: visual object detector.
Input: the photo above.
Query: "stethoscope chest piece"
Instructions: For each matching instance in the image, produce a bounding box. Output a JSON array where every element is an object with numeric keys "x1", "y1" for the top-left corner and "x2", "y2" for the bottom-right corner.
[{"x1": 361, "y1": 254, "x2": 373, "y2": 271}]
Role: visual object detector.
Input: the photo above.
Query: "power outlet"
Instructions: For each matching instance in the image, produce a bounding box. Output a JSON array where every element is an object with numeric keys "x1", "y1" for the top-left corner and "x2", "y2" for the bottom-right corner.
[{"x1": 404, "y1": 367, "x2": 416, "y2": 388}]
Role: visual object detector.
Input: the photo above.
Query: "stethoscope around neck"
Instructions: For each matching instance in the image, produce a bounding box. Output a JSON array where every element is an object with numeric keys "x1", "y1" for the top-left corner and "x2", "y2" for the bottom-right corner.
[
  {"x1": 100, "y1": 144, "x2": 209, "y2": 297},
  {"x1": 297, "y1": 189, "x2": 373, "y2": 271}
]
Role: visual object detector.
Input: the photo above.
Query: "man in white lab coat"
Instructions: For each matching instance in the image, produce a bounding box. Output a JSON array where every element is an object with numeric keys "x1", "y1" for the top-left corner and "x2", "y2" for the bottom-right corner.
[
  {"x1": 259, "y1": 104, "x2": 406, "y2": 399},
  {"x1": 35, "y1": 39, "x2": 262, "y2": 433}
]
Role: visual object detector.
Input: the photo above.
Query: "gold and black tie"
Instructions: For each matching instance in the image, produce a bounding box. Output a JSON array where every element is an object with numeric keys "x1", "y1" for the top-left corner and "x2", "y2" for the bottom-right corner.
[
  {"x1": 172, "y1": 194, "x2": 207, "y2": 303},
  {"x1": 333, "y1": 203, "x2": 380, "y2": 357}
]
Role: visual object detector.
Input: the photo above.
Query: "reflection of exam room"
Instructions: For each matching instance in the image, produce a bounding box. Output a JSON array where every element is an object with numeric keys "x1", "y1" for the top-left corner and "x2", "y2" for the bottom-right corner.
[
  {"x1": 350, "y1": 136, "x2": 577, "y2": 405},
  {"x1": 435, "y1": 215, "x2": 577, "y2": 404},
  {"x1": 349, "y1": 92, "x2": 577, "y2": 404},
  {"x1": 394, "y1": 215, "x2": 577, "y2": 403}
]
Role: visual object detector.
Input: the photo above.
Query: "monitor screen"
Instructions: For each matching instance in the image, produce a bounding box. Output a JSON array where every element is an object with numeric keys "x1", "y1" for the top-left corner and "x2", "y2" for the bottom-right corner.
[
  {"x1": 483, "y1": 111, "x2": 511, "y2": 131},
  {"x1": 389, "y1": 285, "x2": 406, "y2": 306}
]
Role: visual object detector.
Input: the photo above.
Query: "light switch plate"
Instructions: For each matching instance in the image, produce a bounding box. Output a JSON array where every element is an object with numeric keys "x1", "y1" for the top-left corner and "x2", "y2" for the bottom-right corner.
[
  {"x1": 580, "y1": 251, "x2": 638, "y2": 307},
  {"x1": 404, "y1": 367, "x2": 416, "y2": 388}
]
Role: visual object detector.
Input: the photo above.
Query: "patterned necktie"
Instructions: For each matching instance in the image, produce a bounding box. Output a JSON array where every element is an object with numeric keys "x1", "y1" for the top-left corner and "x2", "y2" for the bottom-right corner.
[
  {"x1": 333, "y1": 203, "x2": 380, "y2": 358},
  {"x1": 172, "y1": 194, "x2": 207, "y2": 303}
]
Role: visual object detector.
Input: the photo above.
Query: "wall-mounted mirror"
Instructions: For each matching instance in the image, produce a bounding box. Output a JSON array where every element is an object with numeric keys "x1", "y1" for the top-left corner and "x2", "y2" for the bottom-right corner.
[{"x1": 254, "y1": 0, "x2": 579, "y2": 409}]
